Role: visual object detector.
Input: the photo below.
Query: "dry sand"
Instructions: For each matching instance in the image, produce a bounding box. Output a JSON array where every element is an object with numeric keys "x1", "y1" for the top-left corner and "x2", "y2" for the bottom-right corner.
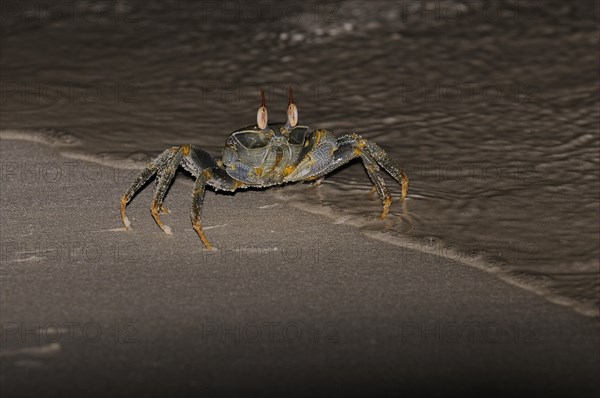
[{"x1": 1, "y1": 139, "x2": 598, "y2": 397}]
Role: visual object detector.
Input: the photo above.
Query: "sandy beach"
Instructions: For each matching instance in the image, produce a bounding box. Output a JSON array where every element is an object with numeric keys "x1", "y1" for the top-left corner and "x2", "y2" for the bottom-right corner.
[{"x1": 1, "y1": 138, "x2": 597, "y2": 397}]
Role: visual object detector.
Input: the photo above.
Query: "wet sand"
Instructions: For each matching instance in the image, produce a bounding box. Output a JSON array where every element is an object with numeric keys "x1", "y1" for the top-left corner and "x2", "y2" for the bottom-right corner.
[{"x1": 0, "y1": 139, "x2": 598, "y2": 397}]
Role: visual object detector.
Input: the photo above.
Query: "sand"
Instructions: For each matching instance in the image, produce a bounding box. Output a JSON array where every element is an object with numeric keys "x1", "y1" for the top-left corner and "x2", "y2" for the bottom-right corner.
[{"x1": 0, "y1": 139, "x2": 598, "y2": 397}]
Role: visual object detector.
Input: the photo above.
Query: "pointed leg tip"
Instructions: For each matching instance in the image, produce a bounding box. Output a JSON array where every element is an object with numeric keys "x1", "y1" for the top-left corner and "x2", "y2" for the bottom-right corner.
[
  {"x1": 163, "y1": 225, "x2": 173, "y2": 235},
  {"x1": 123, "y1": 217, "x2": 132, "y2": 229},
  {"x1": 380, "y1": 197, "x2": 392, "y2": 219},
  {"x1": 193, "y1": 223, "x2": 214, "y2": 250},
  {"x1": 368, "y1": 186, "x2": 377, "y2": 199}
]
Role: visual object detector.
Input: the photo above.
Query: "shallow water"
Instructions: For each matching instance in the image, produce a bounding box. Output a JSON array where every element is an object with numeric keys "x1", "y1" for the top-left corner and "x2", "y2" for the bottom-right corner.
[{"x1": 1, "y1": 0, "x2": 598, "y2": 316}]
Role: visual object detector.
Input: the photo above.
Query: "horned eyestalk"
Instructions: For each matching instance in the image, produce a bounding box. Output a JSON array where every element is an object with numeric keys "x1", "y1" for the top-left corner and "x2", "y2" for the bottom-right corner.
[
  {"x1": 286, "y1": 86, "x2": 298, "y2": 128},
  {"x1": 257, "y1": 88, "x2": 268, "y2": 130}
]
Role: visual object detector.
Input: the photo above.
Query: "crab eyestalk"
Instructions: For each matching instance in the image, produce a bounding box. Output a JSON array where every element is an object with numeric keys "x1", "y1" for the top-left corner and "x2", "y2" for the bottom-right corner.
[
  {"x1": 257, "y1": 88, "x2": 269, "y2": 131},
  {"x1": 285, "y1": 86, "x2": 298, "y2": 130}
]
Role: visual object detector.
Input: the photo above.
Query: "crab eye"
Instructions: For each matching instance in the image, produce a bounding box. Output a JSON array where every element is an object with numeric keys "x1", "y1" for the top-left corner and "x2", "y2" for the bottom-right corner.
[
  {"x1": 287, "y1": 103, "x2": 298, "y2": 127},
  {"x1": 286, "y1": 86, "x2": 298, "y2": 127},
  {"x1": 257, "y1": 106, "x2": 268, "y2": 130},
  {"x1": 289, "y1": 126, "x2": 307, "y2": 145},
  {"x1": 233, "y1": 131, "x2": 270, "y2": 149},
  {"x1": 257, "y1": 88, "x2": 268, "y2": 130}
]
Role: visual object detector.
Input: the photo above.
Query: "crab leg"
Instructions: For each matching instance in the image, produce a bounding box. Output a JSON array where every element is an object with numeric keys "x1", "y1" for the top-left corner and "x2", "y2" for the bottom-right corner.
[
  {"x1": 150, "y1": 147, "x2": 186, "y2": 235},
  {"x1": 363, "y1": 141, "x2": 409, "y2": 201},
  {"x1": 120, "y1": 142, "x2": 228, "y2": 248},
  {"x1": 339, "y1": 133, "x2": 408, "y2": 202},
  {"x1": 190, "y1": 168, "x2": 245, "y2": 250},
  {"x1": 288, "y1": 132, "x2": 408, "y2": 217},
  {"x1": 120, "y1": 147, "x2": 179, "y2": 229},
  {"x1": 359, "y1": 152, "x2": 392, "y2": 218},
  {"x1": 191, "y1": 169, "x2": 214, "y2": 250}
]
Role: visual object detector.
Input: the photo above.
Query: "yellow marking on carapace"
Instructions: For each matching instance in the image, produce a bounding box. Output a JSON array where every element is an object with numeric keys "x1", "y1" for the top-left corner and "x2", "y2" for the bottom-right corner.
[
  {"x1": 283, "y1": 165, "x2": 297, "y2": 177},
  {"x1": 353, "y1": 137, "x2": 368, "y2": 157},
  {"x1": 193, "y1": 222, "x2": 214, "y2": 250},
  {"x1": 253, "y1": 167, "x2": 264, "y2": 177},
  {"x1": 181, "y1": 144, "x2": 191, "y2": 156},
  {"x1": 314, "y1": 129, "x2": 326, "y2": 142}
]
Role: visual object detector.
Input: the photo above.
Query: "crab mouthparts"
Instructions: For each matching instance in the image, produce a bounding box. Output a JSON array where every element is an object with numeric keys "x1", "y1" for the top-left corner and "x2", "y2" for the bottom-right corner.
[
  {"x1": 261, "y1": 143, "x2": 290, "y2": 176},
  {"x1": 274, "y1": 146, "x2": 284, "y2": 167}
]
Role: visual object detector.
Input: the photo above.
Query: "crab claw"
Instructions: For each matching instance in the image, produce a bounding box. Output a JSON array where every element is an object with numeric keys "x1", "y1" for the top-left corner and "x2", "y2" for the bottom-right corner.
[{"x1": 257, "y1": 88, "x2": 268, "y2": 130}]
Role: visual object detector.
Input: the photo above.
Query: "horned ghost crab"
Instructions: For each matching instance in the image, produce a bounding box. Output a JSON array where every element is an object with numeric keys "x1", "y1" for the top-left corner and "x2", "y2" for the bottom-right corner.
[{"x1": 120, "y1": 88, "x2": 408, "y2": 250}]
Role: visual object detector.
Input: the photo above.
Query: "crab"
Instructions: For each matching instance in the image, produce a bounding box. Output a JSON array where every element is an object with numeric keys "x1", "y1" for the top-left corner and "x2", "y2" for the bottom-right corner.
[{"x1": 120, "y1": 88, "x2": 408, "y2": 250}]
